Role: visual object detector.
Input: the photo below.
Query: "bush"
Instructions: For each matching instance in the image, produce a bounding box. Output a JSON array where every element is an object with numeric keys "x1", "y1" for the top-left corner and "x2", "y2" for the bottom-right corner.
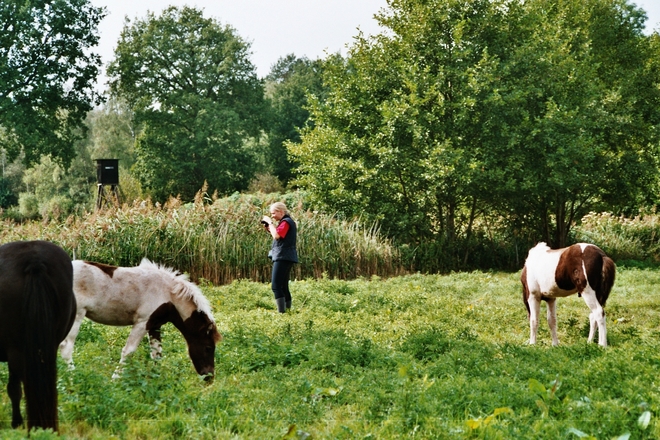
[
  {"x1": 574, "y1": 212, "x2": 660, "y2": 264},
  {"x1": 40, "y1": 194, "x2": 74, "y2": 220},
  {"x1": 18, "y1": 192, "x2": 39, "y2": 219},
  {"x1": 0, "y1": 176, "x2": 17, "y2": 208}
]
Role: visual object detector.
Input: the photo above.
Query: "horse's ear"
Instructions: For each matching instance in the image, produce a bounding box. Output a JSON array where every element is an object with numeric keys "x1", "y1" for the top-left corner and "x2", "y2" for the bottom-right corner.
[{"x1": 208, "y1": 323, "x2": 222, "y2": 342}]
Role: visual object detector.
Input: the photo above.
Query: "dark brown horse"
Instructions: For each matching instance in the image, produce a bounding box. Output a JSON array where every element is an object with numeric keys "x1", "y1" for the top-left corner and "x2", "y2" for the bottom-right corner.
[{"x1": 0, "y1": 240, "x2": 77, "y2": 432}]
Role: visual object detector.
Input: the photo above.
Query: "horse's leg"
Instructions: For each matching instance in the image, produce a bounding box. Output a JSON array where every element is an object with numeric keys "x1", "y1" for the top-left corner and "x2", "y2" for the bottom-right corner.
[
  {"x1": 113, "y1": 322, "x2": 148, "y2": 379},
  {"x1": 59, "y1": 310, "x2": 86, "y2": 369},
  {"x1": 148, "y1": 327, "x2": 163, "y2": 360},
  {"x1": 582, "y1": 289, "x2": 607, "y2": 347},
  {"x1": 546, "y1": 298, "x2": 559, "y2": 346},
  {"x1": 527, "y1": 296, "x2": 541, "y2": 344},
  {"x1": 7, "y1": 361, "x2": 23, "y2": 428}
]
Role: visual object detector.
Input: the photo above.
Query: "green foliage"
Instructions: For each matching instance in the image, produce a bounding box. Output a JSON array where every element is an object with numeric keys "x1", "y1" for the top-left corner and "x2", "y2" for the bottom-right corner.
[
  {"x1": 291, "y1": 0, "x2": 660, "y2": 249},
  {"x1": 574, "y1": 212, "x2": 660, "y2": 264},
  {"x1": 17, "y1": 192, "x2": 38, "y2": 219},
  {"x1": 265, "y1": 54, "x2": 327, "y2": 184},
  {"x1": 1, "y1": 269, "x2": 659, "y2": 438},
  {"x1": 0, "y1": 0, "x2": 105, "y2": 167},
  {"x1": 0, "y1": 150, "x2": 26, "y2": 208},
  {"x1": 108, "y1": 6, "x2": 268, "y2": 202},
  {"x1": 497, "y1": 0, "x2": 660, "y2": 247},
  {"x1": 247, "y1": 173, "x2": 286, "y2": 194},
  {"x1": 16, "y1": 153, "x2": 94, "y2": 220},
  {"x1": 84, "y1": 97, "x2": 137, "y2": 170},
  {"x1": 0, "y1": 175, "x2": 16, "y2": 208}
]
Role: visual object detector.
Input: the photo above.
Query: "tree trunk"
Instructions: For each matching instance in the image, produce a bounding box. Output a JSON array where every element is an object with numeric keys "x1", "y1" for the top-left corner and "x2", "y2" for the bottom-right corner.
[
  {"x1": 541, "y1": 205, "x2": 551, "y2": 245},
  {"x1": 446, "y1": 201, "x2": 456, "y2": 243},
  {"x1": 463, "y1": 196, "x2": 478, "y2": 266},
  {"x1": 554, "y1": 200, "x2": 566, "y2": 248}
]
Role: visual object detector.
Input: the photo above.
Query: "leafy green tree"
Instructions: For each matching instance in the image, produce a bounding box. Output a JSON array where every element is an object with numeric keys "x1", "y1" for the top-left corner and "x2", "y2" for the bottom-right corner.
[
  {"x1": 0, "y1": 149, "x2": 20, "y2": 208},
  {"x1": 291, "y1": 0, "x2": 660, "y2": 249},
  {"x1": 12, "y1": 114, "x2": 107, "y2": 220},
  {"x1": 485, "y1": 0, "x2": 660, "y2": 247},
  {"x1": 292, "y1": 0, "x2": 524, "y2": 244},
  {"x1": 0, "y1": 0, "x2": 105, "y2": 166},
  {"x1": 0, "y1": 176, "x2": 17, "y2": 208},
  {"x1": 85, "y1": 97, "x2": 136, "y2": 169},
  {"x1": 108, "y1": 6, "x2": 267, "y2": 201},
  {"x1": 265, "y1": 54, "x2": 327, "y2": 184},
  {"x1": 19, "y1": 150, "x2": 92, "y2": 220}
]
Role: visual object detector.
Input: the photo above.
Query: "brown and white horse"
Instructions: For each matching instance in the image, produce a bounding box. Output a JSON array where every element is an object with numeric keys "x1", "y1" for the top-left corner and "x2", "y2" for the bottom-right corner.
[
  {"x1": 521, "y1": 242, "x2": 615, "y2": 347},
  {"x1": 59, "y1": 259, "x2": 221, "y2": 380}
]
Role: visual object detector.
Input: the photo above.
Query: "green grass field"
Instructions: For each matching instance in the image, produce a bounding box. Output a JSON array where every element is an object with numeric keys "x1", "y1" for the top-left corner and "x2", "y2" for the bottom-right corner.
[{"x1": 1, "y1": 268, "x2": 660, "y2": 439}]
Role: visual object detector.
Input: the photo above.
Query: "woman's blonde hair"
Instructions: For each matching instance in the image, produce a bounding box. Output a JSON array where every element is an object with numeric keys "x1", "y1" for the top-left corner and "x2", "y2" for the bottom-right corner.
[{"x1": 269, "y1": 202, "x2": 288, "y2": 215}]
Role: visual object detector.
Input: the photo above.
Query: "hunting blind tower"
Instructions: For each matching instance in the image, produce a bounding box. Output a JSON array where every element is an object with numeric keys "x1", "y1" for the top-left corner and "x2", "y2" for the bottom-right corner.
[{"x1": 95, "y1": 159, "x2": 120, "y2": 209}]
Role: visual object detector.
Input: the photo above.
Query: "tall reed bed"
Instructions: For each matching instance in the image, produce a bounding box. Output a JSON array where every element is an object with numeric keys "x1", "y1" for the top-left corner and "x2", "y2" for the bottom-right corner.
[
  {"x1": 574, "y1": 212, "x2": 660, "y2": 263},
  {"x1": 0, "y1": 192, "x2": 404, "y2": 284}
]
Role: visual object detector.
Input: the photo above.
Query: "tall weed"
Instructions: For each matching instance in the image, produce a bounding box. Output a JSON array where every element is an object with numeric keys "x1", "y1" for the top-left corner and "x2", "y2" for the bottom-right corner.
[
  {"x1": 3, "y1": 197, "x2": 660, "y2": 279},
  {"x1": 0, "y1": 191, "x2": 404, "y2": 284},
  {"x1": 574, "y1": 212, "x2": 660, "y2": 264}
]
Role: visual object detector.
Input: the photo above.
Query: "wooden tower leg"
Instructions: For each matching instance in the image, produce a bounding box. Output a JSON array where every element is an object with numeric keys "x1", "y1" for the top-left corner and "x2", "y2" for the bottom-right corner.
[{"x1": 96, "y1": 184, "x2": 105, "y2": 210}]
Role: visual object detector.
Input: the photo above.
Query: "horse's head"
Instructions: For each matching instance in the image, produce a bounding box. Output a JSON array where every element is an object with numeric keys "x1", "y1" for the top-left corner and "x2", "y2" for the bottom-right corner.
[{"x1": 184, "y1": 310, "x2": 222, "y2": 381}]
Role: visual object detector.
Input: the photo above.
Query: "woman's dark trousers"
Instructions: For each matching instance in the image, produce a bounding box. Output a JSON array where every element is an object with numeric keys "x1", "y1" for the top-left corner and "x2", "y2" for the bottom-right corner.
[{"x1": 272, "y1": 260, "x2": 293, "y2": 313}]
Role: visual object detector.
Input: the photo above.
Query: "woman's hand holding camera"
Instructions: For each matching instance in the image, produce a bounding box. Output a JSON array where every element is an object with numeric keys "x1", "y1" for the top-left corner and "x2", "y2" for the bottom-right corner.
[{"x1": 261, "y1": 215, "x2": 273, "y2": 228}]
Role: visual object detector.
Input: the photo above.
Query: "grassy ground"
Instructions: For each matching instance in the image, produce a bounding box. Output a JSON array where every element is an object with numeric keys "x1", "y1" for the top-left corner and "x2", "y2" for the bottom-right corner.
[{"x1": 1, "y1": 268, "x2": 660, "y2": 439}]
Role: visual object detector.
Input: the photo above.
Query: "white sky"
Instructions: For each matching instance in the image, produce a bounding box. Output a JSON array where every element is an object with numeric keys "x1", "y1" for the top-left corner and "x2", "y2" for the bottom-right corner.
[
  {"x1": 89, "y1": 0, "x2": 388, "y2": 91},
  {"x1": 636, "y1": 0, "x2": 660, "y2": 33},
  {"x1": 89, "y1": 0, "x2": 660, "y2": 92}
]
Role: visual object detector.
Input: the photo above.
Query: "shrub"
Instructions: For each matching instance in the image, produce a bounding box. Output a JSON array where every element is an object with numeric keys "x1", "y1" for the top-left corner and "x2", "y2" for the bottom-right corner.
[
  {"x1": 18, "y1": 193, "x2": 39, "y2": 219},
  {"x1": 574, "y1": 212, "x2": 660, "y2": 264}
]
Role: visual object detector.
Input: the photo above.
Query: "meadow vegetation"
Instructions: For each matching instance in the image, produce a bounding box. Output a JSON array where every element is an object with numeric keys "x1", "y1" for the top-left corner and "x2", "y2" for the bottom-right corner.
[
  {"x1": 3, "y1": 0, "x2": 660, "y2": 436},
  {"x1": 0, "y1": 199, "x2": 660, "y2": 438},
  {"x1": 0, "y1": 269, "x2": 658, "y2": 439}
]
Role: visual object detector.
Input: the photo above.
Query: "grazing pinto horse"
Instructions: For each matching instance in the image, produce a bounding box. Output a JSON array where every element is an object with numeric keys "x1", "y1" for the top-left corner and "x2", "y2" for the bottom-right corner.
[
  {"x1": 59, "y1": 259, "x2": 221, "y2": 380},
  {"x1": 521, "y1": 242, "x2": 615, "y2": 347},
  {"x1": 0, "y1": 240, "x2": 77, "y2": 432}
]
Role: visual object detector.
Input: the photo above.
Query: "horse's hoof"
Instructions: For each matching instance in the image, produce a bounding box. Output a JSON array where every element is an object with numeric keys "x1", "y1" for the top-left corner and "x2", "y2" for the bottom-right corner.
[{"x1": 11, "y1": 416, "x2": 23, "y2": 429}]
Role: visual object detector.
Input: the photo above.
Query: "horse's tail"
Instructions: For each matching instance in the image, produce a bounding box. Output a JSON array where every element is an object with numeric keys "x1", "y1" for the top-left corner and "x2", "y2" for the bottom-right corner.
[
  {"x1": 520, "y1": 265, "x2": 531, "y2": 317},
  {"x1": 23, "y1": 260, "x2": 60, "y2": 432},
  {"x1": 598, "y1": 255, "x2": 616, "y2": 308}
]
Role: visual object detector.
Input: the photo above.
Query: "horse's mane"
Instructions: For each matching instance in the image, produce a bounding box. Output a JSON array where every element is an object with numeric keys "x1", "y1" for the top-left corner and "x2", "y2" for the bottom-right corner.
[{"x1": 138, "y1": 258, "x2": 215, "y2": 322}]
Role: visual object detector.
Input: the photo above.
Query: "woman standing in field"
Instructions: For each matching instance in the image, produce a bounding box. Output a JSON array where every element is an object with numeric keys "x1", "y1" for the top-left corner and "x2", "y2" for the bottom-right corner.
[{"x1": 262, "y1": 202, "x2": 298, "y2": 313}]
